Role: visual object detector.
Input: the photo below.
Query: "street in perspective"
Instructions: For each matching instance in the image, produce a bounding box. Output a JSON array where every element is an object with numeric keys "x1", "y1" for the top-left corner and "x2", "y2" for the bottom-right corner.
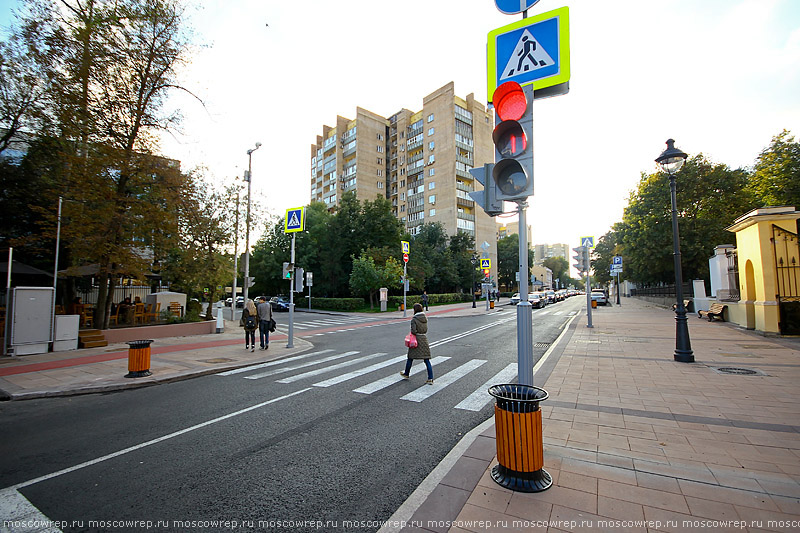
[{"x1": 2, "y1": 0, "x2": 800, "y2": 532}]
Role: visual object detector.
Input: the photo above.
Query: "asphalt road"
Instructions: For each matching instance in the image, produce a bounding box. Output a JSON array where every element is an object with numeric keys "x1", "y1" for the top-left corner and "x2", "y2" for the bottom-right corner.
[{"x1": 0, "y1": 299, "x2": 583, "y2": 532}]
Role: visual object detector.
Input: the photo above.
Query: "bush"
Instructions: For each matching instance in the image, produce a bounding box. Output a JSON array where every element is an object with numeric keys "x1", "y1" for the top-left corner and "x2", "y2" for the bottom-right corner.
[{"x1": 297, "y1": 297, "x2": 365, "y2": 311}]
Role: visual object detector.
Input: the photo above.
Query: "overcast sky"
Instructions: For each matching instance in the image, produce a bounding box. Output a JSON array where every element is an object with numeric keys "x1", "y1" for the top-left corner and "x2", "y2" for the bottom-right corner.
[{"x1": 3, "y1": 0, "x2": 800, "y2": 252}]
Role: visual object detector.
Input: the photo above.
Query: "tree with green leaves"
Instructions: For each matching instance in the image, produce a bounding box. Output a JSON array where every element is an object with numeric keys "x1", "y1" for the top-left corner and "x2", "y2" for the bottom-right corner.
[
  {"x1": 349, "y1": 253, "x2": 403, "y2": 308},
  {"x1": 496, "y1": 233, "x2": 533, "y2": 291},
  {"x1": 542, "y1": 256, "x2": 570, "y2": 289},
  {"x1": 615, "y1": 154, "x2": 753, "y2": 285},
  {"x1": 748, "y1": 130, "x2": 800, "y2": 209}
]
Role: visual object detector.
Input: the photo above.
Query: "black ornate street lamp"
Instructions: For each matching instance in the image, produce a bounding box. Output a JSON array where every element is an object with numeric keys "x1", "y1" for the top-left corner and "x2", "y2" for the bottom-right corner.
[
  {"x1": 655, "y1": 139, "x2": 694, "y2": 363},
  {"x1": 470, "y1": 253, "x2": 479, "y2": 308}
]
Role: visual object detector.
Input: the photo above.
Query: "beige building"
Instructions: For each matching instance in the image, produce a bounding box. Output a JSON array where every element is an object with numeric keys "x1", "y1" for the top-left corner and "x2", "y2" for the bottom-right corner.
[
  {"x1": 533, "y1": 243, "x2": 570, "y2": 265},
  {"x1": 310, "y1": 82, "x2": 498, "y2": 275}
]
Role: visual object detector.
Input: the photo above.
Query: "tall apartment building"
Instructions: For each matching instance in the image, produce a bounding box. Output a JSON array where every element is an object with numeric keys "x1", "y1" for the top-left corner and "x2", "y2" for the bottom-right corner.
[
  {"x1": 310, "y1": 82, "x2": 498, "y2": 274},
  {"x1": 533, "y1": 243, "x2": 571, "y2": 265}
]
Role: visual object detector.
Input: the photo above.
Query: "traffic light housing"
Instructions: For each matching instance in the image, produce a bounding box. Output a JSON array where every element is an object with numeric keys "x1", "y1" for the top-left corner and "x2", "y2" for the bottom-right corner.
[
  {"x1": 295, "y1": 267, "x2": 305, "y2": 292},
  {"x1": 282, "y1": 262, "x2": 293, "y2": 280},
  {"x1": 468, "y1": 163, "x2": 503, "y2": 216},
  {"x1": 572, "y1": 246, "x2": 589, "y2": 273},
  {"x1": 492, "y1": 81, "x2": 534, "y2": 201}
]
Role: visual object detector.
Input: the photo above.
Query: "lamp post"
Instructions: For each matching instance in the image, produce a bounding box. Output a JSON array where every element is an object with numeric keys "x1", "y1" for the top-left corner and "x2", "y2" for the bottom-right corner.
[
  {"x1": 470, "y1": 253, "x2": 478, "y2": 308},
  {"x1": 655, "y1": 139, "x2": 694, "y2": 363},
  {"x1": 243, "y1": 142, "x2": 261, "y2": 306}
]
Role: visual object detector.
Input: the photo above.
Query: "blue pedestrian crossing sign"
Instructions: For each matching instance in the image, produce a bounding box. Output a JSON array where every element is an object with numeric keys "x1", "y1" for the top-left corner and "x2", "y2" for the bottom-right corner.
[
  {"x1": 494, "y1": 0, "x2": 540, "y2": 15},
  {"x1": 481, "y1": 259, "x2": 491, "y2": 269},
  {"x1": 487, "y1": 6, "x2": 570, "y2": 101},
  {"x1": 580, "y1": 236, "x2": 594, "y2": 248},
  {"x1": 284, "y1": 207, "x2": 305, "y2": 233}
]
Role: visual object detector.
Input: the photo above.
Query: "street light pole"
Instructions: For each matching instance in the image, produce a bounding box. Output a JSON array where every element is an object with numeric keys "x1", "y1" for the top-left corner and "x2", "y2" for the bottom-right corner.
[
  {"x1": 470, "y1": 254, "x2": 478, "y2": 308},
  {"x1": 656, "y1": 139, "x2": 694, "y2": 363},
  {"x1": 243, "y1": 142, "x2": 261, "y2": 306}
]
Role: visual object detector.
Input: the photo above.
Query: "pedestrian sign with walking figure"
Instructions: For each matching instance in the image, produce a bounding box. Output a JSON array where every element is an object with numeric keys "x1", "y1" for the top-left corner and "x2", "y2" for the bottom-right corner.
[{"x1": 487, "y1": 7, "x2": 570, "y2": 101}]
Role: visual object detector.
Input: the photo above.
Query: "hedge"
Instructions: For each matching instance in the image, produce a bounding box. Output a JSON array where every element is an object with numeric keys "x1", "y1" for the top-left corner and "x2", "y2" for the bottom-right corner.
[{"x1": 295, "y1": 297, "x2": 364, "y2": 311}]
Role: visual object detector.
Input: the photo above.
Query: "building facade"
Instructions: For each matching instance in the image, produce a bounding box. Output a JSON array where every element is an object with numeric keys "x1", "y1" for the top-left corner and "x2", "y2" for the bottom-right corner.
[
  {"x1": 533, "y1": 243, "x2": 570, "y2": 265},
  {"x1": 310, "y1": 82, "x2": 498, "y2": 275}
]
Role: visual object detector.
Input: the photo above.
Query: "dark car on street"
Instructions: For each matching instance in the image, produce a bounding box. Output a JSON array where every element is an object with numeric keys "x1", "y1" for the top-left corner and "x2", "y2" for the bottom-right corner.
[{"x1": 270, "y1": 296, "x2": 290, "y2": 312}]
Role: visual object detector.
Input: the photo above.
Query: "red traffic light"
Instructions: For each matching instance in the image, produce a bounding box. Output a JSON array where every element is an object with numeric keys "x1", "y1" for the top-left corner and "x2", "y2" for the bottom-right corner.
[{"x1": 493, "y1": 81, "x2": 527, "y2": 122}]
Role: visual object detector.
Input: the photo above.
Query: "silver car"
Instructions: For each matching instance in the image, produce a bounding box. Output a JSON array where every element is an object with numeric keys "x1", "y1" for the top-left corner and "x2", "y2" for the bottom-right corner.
[{"x1": 591, "y1": 289, "x2": 608, "y2": 306}]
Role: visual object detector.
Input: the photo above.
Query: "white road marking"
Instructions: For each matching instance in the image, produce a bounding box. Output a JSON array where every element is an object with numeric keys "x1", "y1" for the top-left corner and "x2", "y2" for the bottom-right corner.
[
  {"x1": 400, "y1": 359, "x2": 486, "y2": 403},
  {"x1": 454, "y1": 363, "x2": 518, "y2": 411},
  {"x1": 276, "y1": 353, "x2": 386, "y2": 383},
  {"x1": 244, "y1": 351, "x2": 359, "y2": 380},
  {"x1": 313, "y1": 355, "x2": 407, "y2": 387},
  {"x1": 217, "y1": 350, "x2": 333, "y2": 376},
  {"x1": 352, "y1": 357, "x2": 451, "y2": 394}
]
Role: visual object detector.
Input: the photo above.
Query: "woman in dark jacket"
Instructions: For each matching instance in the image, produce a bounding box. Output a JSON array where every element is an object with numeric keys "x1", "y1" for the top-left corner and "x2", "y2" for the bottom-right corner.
[{"x1": 400, "y1": 303, "x2": 433, "y2": 384}]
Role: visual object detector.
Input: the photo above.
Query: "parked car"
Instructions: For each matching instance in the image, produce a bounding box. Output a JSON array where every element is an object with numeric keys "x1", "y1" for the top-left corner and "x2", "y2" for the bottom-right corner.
[
  {"x1": 225, "y1": 297, "x2": 233, "y2": 307},
  {"x1": 270, "y1": 296, "x2": 290, "y2": 312},
  {"x1": 545, "y1": 290, "x2": 557, "y2": 304},
  {"x1": 510, "y1": 293, "x2": 520, "y2": 305},
  {"x1": 591, "y1": 289, "x2": 608, "y2": 306},
  {"x1": 530, "y1": 291, "x2": 547, "y2": 308},
  {"x1": 236, "y1": 296, "x2": 244, "y2": 308}
]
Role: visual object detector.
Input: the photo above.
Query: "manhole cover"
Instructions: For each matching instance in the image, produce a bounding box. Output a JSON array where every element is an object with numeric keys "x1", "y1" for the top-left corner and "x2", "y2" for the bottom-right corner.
[
  {"x1": 200, "y1": 358, "x2": 234, "y2": 364},
  {"x1": 712, "y1": 367, "x2": 764, "y2": 376}
]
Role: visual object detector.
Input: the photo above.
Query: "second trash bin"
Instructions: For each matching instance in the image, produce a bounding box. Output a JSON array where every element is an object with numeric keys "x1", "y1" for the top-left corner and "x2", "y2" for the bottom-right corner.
[
  {"x1": 489, "y1": 383, "x2": 551, "y2": 492},
  {"x1": 125, "y1": 339, "x2": 154, "y2": 378}
]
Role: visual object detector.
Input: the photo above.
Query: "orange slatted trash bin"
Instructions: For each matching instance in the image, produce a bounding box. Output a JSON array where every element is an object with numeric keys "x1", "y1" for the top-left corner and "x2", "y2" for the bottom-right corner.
[
  {"x1": 125, "y1": 339, "x2": 154, "y2": 378},
  {"x1": 489, "y1": 383, "x2": 551, "y2": 492}
]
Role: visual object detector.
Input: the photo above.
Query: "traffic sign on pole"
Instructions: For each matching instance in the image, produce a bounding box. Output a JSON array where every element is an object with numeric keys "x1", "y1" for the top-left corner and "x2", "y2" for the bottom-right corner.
[
  {"x1": 284, "y1": 207, "x2": 305, "y2": 233},
  {"x1": 401, "y1": 241, "x2": 410, "y2": 254},
  {"x1": 403, "y1": 253, "x2": 409, "y2": 264},
  {"x1": 480, "y1": 258, "x2": 492, "y2": 269},
  {"x1": 494, "y1": 0, "x2": 540, "y2": 15},
  {"x1": 487, "y1": 7, "x2": 570, "y2": 101}
]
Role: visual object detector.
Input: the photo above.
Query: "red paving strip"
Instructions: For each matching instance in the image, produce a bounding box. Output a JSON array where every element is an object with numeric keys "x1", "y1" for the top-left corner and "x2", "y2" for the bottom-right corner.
[{"x1": 0, "y1": 336, "x2": 282, "y2": 377}]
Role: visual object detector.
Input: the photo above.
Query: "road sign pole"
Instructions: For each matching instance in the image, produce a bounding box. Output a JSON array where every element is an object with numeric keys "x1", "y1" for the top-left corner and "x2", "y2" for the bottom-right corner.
[
  {"x1": 287, "y1": 233, "x2": 295, "y2": 348},
  {"x1": 616, "y1": 272, "x2": 621, "y2": 305},
  {"x1": 403, "y1": 262, "x2": 407, "y2": 318},
  {"x1": 585, "y1": 247, "x2": 593, "y2": 328},
  {"x1": 517, "y1": 201, "x2": 534, "y2": 386}
]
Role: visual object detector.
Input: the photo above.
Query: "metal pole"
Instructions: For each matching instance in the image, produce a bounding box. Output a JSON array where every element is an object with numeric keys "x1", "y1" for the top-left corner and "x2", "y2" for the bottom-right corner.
[
  {"x1": 51, "y1": 197, "x2": 62, "y2": 346},
  {"x1": 243, "y1": 159, "x2": 252, "y2": 305},
  {"x1": 616, "y1": 272, "x2": 621, "y2": 305},
  {"x1": 287, "y1": 233, "x2": 295, "y2": 348},
  {"x1": 471, "y1": 256, "x2": 477, "y2": 308},
  {"x1": 403, "y1": 262, "x2": 407, "y2": 318},
  {"x1": 517, "y1": 201, "x2": 534, "y2": 386},
  {"x1": 669, "y1": 173, "x2": 694, "y2": 362},
  {"x1": 4, "y1": 247, "x2": 12, "y2": 356},
  {"x1": 585, "y1": 247, "x2": 593, "y2": 328},
  {"x1": 231, "y1": 192, "x2": 239, "y2": 321}
]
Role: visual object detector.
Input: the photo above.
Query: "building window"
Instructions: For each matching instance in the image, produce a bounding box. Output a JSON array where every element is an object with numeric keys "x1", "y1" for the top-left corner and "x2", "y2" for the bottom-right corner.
[
  {"x1": 400, "y1": 192, "x2": 405, "y2": 201},
  {"x1": 430, "y1": 209, "x2": 436, "y2": 217},
  {"x1": 428, "y1": 127, "x2": 434, "y2": 136},
  {"x1": 377, "y1": 145, "x2": 384, "y2": 153},
  {"x1": 429, "y1": 182, "x2": 435, "y2": 190},
  {"x1": 400, "y1": 180, "x2": 405, "y2": 187},
  {"x1": 429, "y1": 168, "x2": 435, "y2": 176},
  {"x1": 377, "y1": 157, "x2": 383, "y2": 164},
  {"x1": 427, "y1": 113, "x2": 434, "y2": 122},
  {"x1": 378, "y1": 181, "x2": 384, "y2": 189},
  {"x1": 429, "y1": 141, "x2": 435, "y2": 150},
  {"x1": 429, "y1": 195, "x2": 436, "y2": 204},
  {"x1": 377, "y1": 169, "x2": 382, "y2": 177},
  {"x1": 377, "y1": 133, "x2": 384, "y2": 140},
  {"x1": 428, "y1": 154, "x2": 435, "y2": 164}
]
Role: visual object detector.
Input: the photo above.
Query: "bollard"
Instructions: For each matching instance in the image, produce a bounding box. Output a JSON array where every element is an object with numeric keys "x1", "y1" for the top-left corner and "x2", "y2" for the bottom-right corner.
[
  {"x1": 125, "y1": 340, "x2": 154, "y2": 378},
  {"x1": 215, "y1": 306, "x2": 224, "y2": 333},
  {"x1": 591, "y1": 299, "x2": 597, "y2": 308},
  {"x1": 488, "y1": 383, "x2": 551, "y2": 492},
  {"x1": 490, "y1": 300, "x2": 495, "y2": 310}
]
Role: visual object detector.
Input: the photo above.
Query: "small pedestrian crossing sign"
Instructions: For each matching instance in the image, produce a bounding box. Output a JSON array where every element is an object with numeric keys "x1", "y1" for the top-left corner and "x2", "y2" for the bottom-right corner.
[
  {"x1": 581, "y1": 236, "x2": 594, "y2": 248},
  {"x1": 481, "y1": 258, "x2": 491, "y2": 269},
  {"x1": 487, "y1": 6, "x2": 570, "y2": 101},
  {"x1": 284, "y1": 207, "x2": 305, "y2": 233}
]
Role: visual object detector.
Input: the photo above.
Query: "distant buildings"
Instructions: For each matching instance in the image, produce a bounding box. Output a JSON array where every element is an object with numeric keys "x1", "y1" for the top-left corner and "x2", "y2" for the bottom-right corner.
[{"x1": 309, "y1": 82, "x2": 498, "y2": 273}]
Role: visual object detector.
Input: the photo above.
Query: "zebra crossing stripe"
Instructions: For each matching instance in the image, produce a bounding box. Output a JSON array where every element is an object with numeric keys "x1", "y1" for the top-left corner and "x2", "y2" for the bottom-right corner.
[
  {"x1": 400, "y1": 359, "x2": 487, "y2": 403},
  {"x1": 454, "y1": 363, "x2": 518, "y2": 412},
  {"x1": 352, "y1": 356, "x2": 451, "y2": 395},
  {"x1": 244, "y1": 351, "x2": 360, "y2": 380},
  {"x1": 313, "y1": 355, "x2": 407, "y2": 387},
  {"x1": 276, "y1": 353, "x2": 387, "y2": 384},
  {"x1": 217, "y1": 350, "x2": 334, "y2": 376}
]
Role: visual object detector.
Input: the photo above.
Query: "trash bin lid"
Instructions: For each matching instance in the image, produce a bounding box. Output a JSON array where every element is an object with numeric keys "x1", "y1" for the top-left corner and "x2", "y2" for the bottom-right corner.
[
  {"x1": 126, "y1": 339, "x2": 154, "y2": 348},
  {"x1": 488, "y1": 383, "x2": 548, "y2": 403}
]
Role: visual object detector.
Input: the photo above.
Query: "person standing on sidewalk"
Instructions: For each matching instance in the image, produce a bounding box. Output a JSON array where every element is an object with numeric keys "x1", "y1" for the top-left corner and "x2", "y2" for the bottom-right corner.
[
  {"x1": 421, "y1": 291, "x2": 429, "y2": 311},
  {"x1": 400, "y1": 303, "x2": 433, "y2": 384},
  {"x1": 257, "y1": 297, "x2": 273, "y2": 350},
  {"x1": 242, "y1": 299, "x2": 258, "y2": 352}
]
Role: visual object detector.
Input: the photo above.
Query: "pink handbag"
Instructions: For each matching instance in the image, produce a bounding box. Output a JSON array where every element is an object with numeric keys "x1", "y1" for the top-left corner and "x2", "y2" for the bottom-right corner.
[{"x1": 404, "y1": 333, "x2": 418, "y2": 348}]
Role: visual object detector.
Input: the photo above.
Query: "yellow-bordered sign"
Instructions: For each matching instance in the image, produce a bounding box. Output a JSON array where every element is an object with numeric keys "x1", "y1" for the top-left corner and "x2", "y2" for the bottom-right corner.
[
  {"x1": 284, "y1": 207, "x2": 305, "y2": 233},
  {"x1": 487, "y1": 6, "x2": 570, "y2": 102},
  {"x1": 480, "y1": 258, "x2": 491, "y2": 269},
  {"x1": 401, "y1": 241, "x2": 410, "y2": 254}
]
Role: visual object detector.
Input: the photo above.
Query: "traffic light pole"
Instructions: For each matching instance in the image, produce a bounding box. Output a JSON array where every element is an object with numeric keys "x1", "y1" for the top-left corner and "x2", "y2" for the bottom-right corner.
[
  {"x1": 585, "y1": 248, "x2": 593, "y2": 328},
  {"x1": 516, "y1": 201, "x2": 534, "y2": 386},
  {"x1": 287, "y1": 233, "x2": 295, "y2": 348}
]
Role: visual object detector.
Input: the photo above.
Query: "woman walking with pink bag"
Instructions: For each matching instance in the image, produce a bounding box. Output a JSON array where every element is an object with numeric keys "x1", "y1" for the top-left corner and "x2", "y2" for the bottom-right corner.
[{"x1": 400, "y1": 303, "x2": 433, "y2": 384}]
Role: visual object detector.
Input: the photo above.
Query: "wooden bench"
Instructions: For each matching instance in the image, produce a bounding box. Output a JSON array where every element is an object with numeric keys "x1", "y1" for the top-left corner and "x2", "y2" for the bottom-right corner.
[{"x1": 698, "y1": 303, "x2": 726, "y2": 322}]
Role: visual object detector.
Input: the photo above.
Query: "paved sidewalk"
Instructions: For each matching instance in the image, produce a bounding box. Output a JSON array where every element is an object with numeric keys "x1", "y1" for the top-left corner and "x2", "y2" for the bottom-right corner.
[{"x1": 389, "y1": 297, "x2": 800, "y2": 533}]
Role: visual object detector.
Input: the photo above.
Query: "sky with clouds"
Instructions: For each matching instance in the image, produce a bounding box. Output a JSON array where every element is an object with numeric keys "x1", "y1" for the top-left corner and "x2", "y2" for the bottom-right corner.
[{"x1": 2, "y1": 0, "x2": 800, "y2": 251}]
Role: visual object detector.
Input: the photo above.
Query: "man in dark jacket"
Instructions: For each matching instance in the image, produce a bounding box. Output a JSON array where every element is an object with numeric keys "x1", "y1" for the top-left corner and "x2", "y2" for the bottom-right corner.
[{"x1": 256, "y1": 297, "x2": 273, "y2": 350}]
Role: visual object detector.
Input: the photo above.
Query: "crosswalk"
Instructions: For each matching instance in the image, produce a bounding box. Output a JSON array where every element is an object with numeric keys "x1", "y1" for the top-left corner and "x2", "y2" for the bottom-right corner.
[
  {"x1": 279, "y1": 315, "x2": 379, "y2": 333},
  {"x1": 218, "y1": 347, "x2": 518, "y2": 413}
]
